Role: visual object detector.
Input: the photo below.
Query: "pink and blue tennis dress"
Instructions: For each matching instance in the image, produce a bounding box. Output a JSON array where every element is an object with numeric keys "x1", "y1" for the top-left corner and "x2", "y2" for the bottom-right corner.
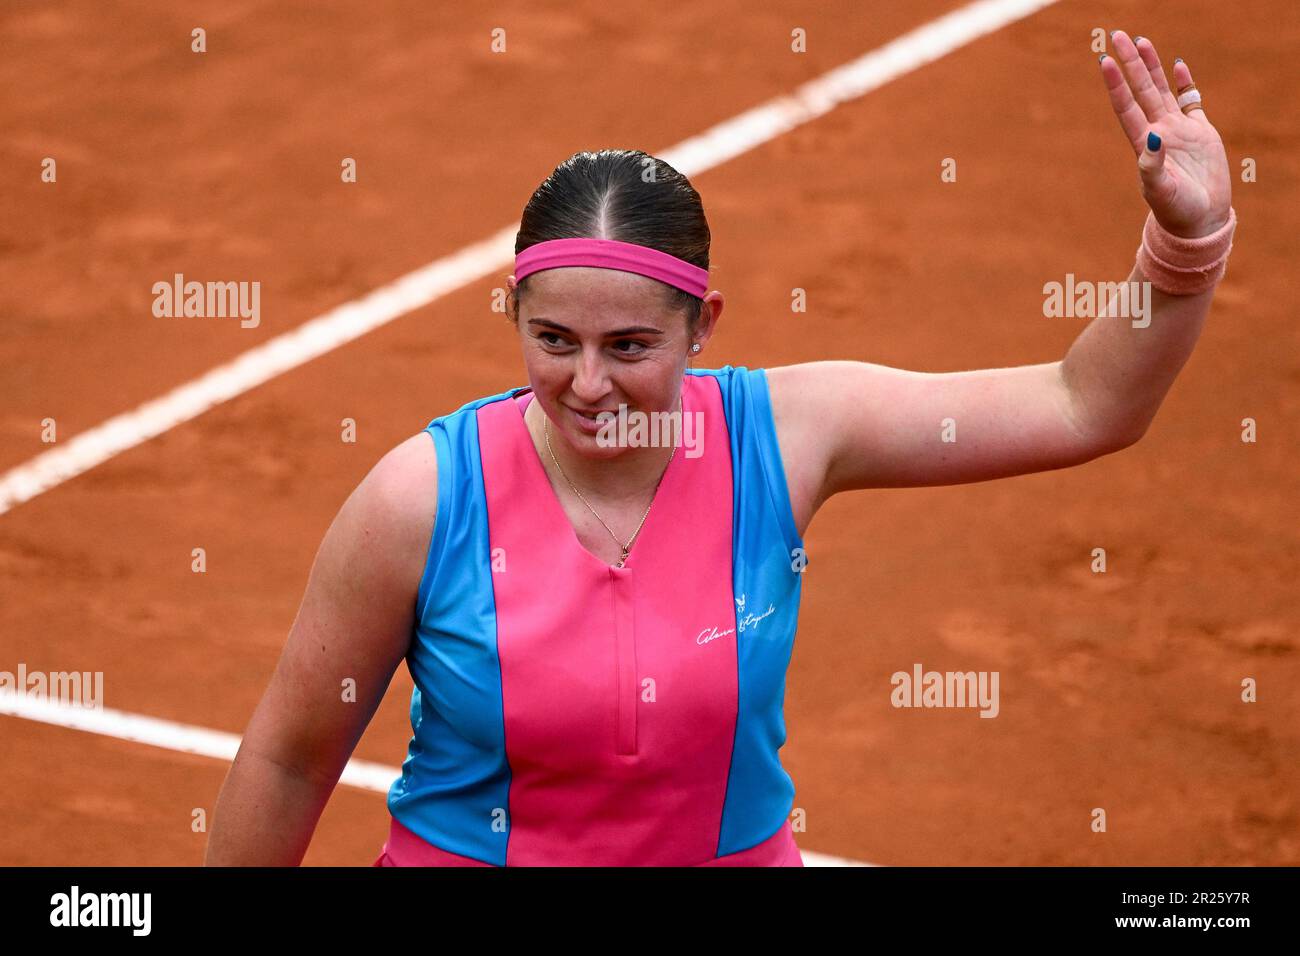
[{"x1": 372, "y1": 365, "x2": 805, "y2": 866}]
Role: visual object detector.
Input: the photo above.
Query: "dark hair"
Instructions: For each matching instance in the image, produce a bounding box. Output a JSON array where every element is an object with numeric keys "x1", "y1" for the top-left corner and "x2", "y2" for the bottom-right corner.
[{"x1": 511, "y1": 149, "x2": 710, "y2": 335}]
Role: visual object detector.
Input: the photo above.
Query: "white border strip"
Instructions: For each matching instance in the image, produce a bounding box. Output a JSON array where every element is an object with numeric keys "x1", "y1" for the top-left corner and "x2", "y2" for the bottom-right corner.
[
  {"x1": 1, "y1": 691, "x2": 871, "y2": 865},
  {"x1": 0, "y1": 0, "x2": 1059, "y2": 517}
]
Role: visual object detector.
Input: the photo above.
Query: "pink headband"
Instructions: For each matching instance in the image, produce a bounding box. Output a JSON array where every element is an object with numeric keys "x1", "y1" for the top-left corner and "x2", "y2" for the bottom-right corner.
[{"x1": 514, "y1": 237, "x2": 709, "y2": 298}]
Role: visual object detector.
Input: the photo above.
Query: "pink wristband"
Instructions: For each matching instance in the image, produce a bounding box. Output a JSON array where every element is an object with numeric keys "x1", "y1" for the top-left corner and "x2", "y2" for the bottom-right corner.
[{"x1": 1135, "y1": 207, "x2": 1237, "y2": 295}]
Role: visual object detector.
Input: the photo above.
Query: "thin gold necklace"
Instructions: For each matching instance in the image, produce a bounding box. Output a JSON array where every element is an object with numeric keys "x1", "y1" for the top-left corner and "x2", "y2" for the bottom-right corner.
[{"x1": 542, "y1": 397, "x2": 681, "y2": 569}]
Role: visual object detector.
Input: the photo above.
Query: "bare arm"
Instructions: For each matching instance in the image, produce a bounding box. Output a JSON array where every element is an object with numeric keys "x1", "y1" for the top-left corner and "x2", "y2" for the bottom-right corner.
[
  {"x1": 1067, "y1": 31, "x2": 1233, "y2": 443},
  {"x1": 769, "y1": 358, "x2": 1110, "y2": 499},
  {"x1": 1058, "y1": 262, "x2": 1214, "y2": 448},
  {"x1": 768, "y1": 30, "x2": 1233, "y2": 505},
  {"x1": 204, "y1": 432, "x2": 438, "y2": 865}
]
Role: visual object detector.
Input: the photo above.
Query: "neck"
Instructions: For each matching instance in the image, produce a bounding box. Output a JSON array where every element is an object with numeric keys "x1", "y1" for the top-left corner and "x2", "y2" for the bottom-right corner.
[{"x1": 528, "y1": 396, "x2": 680, "y2": 503}]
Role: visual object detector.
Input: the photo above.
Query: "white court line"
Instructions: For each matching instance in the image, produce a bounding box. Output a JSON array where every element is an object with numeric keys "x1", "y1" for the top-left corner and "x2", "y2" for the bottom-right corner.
[
  {"x1": 0, "y1": 691, "x2": 397, "y2": 793},
  {"x1": 0, "y1": 0, "x2": 1060, "y2": 516},
  {"x1": 0, "y1": 691, "x2": 871, "y2": 866}
]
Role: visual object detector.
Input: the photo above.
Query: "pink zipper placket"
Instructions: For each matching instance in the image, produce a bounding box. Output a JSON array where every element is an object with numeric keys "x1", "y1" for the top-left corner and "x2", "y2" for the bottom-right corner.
[{"x1": 609, "y1": 566, "x2": 638, "y2": 756}]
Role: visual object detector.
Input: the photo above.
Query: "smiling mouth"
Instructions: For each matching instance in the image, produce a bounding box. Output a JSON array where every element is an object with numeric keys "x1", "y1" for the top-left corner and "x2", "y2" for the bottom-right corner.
[{"x1": 568, "y1": 406, "x2": 619, "y2": 420}]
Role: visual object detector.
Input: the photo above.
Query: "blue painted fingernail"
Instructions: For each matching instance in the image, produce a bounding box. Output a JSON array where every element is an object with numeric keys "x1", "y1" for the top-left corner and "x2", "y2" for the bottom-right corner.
[
  {"x1": 1147, "y1": 131, "x2": 1161, "y2": 151},
  {"x1": 1109, "y1": 31, "x2": 1116, "y2": 38},
  {"x1": 1099, "y1": 53, "x2": 1107, "y2": 62},
  {"x1": 1134, "y1": 35, "x2": 1145, "y2": 43},
  {"x1": 1174, "y1": 57, "x2": 1183, "y2": 63}
]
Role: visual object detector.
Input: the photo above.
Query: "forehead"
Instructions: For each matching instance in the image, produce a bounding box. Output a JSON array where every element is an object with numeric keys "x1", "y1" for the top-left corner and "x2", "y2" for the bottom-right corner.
[{"x1": 519, "y1": 267, "x2": 674, "y2": 319}]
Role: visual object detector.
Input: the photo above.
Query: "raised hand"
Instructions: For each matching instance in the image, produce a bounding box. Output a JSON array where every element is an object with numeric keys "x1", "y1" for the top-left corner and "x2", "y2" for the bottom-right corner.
[{"x1": 1100, "y1": 30, "x2": 1232, "y2": 239}]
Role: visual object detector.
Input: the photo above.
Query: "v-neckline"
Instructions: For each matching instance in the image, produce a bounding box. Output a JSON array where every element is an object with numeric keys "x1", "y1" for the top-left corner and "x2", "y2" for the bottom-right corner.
[{"x1": 509, "y1": 383, "x2": 686, "y2": 574}]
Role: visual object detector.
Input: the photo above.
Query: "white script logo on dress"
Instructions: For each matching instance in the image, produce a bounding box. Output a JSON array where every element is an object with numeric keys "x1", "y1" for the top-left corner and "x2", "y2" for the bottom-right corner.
[
  {"x1": 696, "y1": 624, "x2": 735, "y2": 645},
  {"x1": 696, "y1": 594, "x2": 778, "y2": 646},
  {"x1": 735, "y1": 592, "x2": 776, "y2": 634}
]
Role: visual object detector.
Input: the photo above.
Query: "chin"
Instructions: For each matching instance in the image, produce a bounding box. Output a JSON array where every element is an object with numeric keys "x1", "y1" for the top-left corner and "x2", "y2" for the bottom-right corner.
[{"x1": 560, "y1": 425, "x2": 628, "y2": 458}]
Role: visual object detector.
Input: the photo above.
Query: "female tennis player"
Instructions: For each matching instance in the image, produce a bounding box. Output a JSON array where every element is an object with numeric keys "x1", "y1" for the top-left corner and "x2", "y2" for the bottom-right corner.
[{"x1": 205, "y1": 31, "x2": 1234, "y2": 866}]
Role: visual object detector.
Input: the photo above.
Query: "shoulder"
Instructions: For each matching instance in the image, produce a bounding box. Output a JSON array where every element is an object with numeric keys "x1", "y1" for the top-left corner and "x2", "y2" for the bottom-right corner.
[
  {"x1": 754, "y1": 364, "x2": 839, "y2": 539},
  {"x1": 763, "y1": 362, "x2": 856, "y2": 458},
  {"x1": 363, "y1": 431, "x2": 438, "y2": 507},
  {"x1": 329, "y1": 432, "x2": 439, "y2": 595},
  {"x1": 359, "y1": 430, "x2": 438, "y2": 538}
]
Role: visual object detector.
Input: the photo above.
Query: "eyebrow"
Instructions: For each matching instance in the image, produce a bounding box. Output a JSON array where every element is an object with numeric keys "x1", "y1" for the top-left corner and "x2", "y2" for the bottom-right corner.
[{"x1": 527, "y1": 318, "x2": 664, "y2": 336}]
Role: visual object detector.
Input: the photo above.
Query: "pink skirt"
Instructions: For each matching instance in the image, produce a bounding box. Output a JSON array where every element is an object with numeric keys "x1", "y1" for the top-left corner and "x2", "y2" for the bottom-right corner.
[{"x1": 371, "y1": 815, "x2": 804, "y2": 867}]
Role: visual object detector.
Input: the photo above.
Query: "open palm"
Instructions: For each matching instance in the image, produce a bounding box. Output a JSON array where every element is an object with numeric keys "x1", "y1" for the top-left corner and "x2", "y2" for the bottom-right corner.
[{"x1": 1100, "y1": 30, "x2": 1232, "y2": 239}]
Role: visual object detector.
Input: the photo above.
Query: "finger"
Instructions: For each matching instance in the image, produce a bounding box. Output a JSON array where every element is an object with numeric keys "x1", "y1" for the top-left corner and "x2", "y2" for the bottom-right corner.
[
  {"x1": 1133, "y1": 35, "x2": 1179, "y2": 114},
  {"x1": 1171, "y1": 57, "x2": 1212, "y2": 125},
  {"x1": 1099, "y1": 54, "x2": 1150, "y2": 152},
  {"x1": 1110, "y1": 30, "x2": 1167, "y2": 121},
  {"x1": 1137, "y1": 130, "x2": 1174, "y2": 207}
]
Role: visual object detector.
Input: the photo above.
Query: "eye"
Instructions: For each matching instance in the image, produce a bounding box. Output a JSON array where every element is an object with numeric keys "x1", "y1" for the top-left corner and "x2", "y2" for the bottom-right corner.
[{"x1": 536, "y1": 333, "x2": 646, "y2": 355}]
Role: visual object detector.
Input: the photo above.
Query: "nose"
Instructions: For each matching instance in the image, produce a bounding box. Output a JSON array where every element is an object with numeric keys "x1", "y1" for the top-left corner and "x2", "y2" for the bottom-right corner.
[{"x1": 569, "y1": 346, "x2": 612, "y2": 404}]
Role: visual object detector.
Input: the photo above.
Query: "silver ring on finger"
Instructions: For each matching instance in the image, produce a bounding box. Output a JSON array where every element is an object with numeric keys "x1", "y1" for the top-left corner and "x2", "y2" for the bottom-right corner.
[{"x1": 1176, "y1": 83, "x2": 1204, "y2": 114}]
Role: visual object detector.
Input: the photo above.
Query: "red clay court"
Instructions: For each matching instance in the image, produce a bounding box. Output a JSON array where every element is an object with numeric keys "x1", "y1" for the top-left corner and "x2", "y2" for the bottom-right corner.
[{"x1": 1, "y1": 0, "x2": 1296, "y2": 865}]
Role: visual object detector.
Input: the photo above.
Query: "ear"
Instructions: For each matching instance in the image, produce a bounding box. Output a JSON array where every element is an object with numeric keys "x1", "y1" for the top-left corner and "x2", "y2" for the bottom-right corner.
[
  {"x1": 697, "y1": 290, "x2": 723, "y2": 338},
  {"x1": 505, "y1": 275, "x2": 519, "y2": 323}
]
